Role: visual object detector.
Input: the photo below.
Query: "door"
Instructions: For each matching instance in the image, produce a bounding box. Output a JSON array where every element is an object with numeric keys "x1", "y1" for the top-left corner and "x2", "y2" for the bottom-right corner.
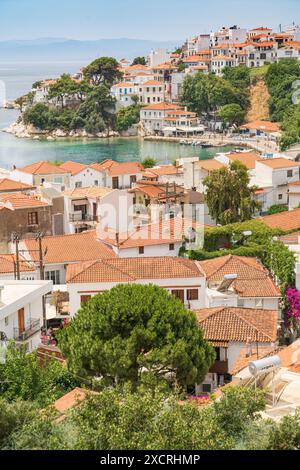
[{"x1": 18, "y1": 308, "x2": 25, "y2": 333}]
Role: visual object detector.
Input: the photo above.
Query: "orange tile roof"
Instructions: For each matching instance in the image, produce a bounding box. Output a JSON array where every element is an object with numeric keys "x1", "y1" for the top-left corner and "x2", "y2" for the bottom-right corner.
[
  {"x1": 53, "y1": 388, "x2": 91, "y2": 414},
  {"x1": 250, "y1": 27, "x2": 272, "y2": 31},
  {"x1": 214, "y1": 55, "x2": 234, "y2": 60},
  {"x1": 17, "y1": 161, "x2": 70, "y2": 175},
  {"x1": 23, "y1": 230, "x2": 117, "y2": 265},
  {"x1": 90, "y1": 160, "x2": 144, "y2": 177},
  {"x1": 0, "y1": 253, "x2": 35, "y2": 274},
  {"x1": 63, "y1": 187, "x2": 113, "y2": 199},
  {"x1": 143, "y1": 102, "x2": 182, "y2": 111},
  {"x1": 113, "y1": 82, "x2": 135, "y2": 88},
  {"x1": 59, "y1": 161, "x2": 88, "y2": 176},
  {"x1": 0, "y1": 193, "x2": 50, "y2": 210},
  {"x1": 195, "y1": 307, "x2": 278, "y2": 344},
  {"x1": 152, "y1": 62, "x2": 175, "y2": 70},
  {"x1": 231, "y1": 345, "x2": 279, "y2": 376},
  {"x1": 199, "y1": 255, "x2": 280, "y2": 298},
  {"x1": 260, "y1": 208, "x2": 300, "y2": 231},
  {"x1": 67, "y1": 256, "x2": 203, "y2": 284},
  {"x1": 279, "y1": 231, "x2": 300, "y2": 245},
  {"x1": 183, "y1": 55, "x2": 204, "y2": 62},
  {"x1": 0, "y1": 178, "x2": 35, "y2": 192},
  {"x1": 227, "y1": 152, "x2": 262, "y2": 170},
  {"x1": 142, "y1": 80, "x2": 162, "y2": 86},
  {"x1": 145, "y1": 165, "x2": 183, "y2": 177},
  {"x1": 98, "y1": 217, "x2": 205, "y2": 249},
  {"x1": 241, "y1": 121, "x2": 281, "y2": 133},
  {"x1": 197, "y1": 160, "x2": 225, "y2": 171},
  {"x1": 259, "y1": 158, "x2": 300, "y2": 169}
]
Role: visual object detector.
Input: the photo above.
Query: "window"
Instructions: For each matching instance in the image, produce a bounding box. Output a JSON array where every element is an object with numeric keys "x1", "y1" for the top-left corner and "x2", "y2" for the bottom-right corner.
[
  {"x1": 202, "y1": 383, "x2": 212, "y2": 393},
  {"x1": 94, "y1": 180, "x2": 99, "y2": 186},
  {"x1": 45, "y1": 270, "x2": 61, "y2": 285},
  {"x1": 287, "y1": 170, "x2": 293, "y2": 178},
  {"x1": 130, "y1": 175, "x2": 137, "y2": 186},
  {"x1": 81, "y1": 295, "x2": 92, "y2": 305},
  {"x1": 54, "y1": 177, "x2": 63, "y2": 184},
  {"x1": 28, "y1": 212, "x2": 38, "y2": 225},
  {"x1": 169, "y1": 243, "x2": 175, "y2": 251},
  {"x1": 187, "y1": 289, "x2": 199, "y2": 301},
  {"x1": 237, "y1": 298, "x2": 245, "y2": 307},
  {"x1": 75, "y1": 181, "x2": 82, "y2": 188},
  {"x1": 171, "y1": 290, "x2": 185, "y2": 303},
  {"x1": 278, "y1": 194, "x2": 283, "y2": 200},
  {"x1": 4, "y1": 317, "x2": 9, "y2": 327},
  {"x1": 112, "y1": 177, "x2": 119, "y2": 189},
  {"x1": 139, "y1": 246, "x2": 145, "y2": 255}
]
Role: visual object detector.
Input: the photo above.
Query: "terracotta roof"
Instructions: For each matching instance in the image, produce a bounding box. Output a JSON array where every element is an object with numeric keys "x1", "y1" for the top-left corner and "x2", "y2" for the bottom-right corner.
[
  {"x1": 260, "y1": 208, "x2": 300, "y2": 231},
  {"x1": 17, "y1": 161, "x2": 70, "y2": 175},
  {"x1": 199, "y1": 255, "x2": 280, "y2": 298},
  {"x1": 143, "y1": 102, "x2": 182, "y2": 111},
  {"x1": 23, "y1": 230, "x2": 117, "y2": 265},
  {"x1": 98, "y1": 217, "x2": 203, "y2": 249},
  {"x1": 279, "y1": 231, "x2": 300, "y2": 245},
  {"x1": 142, "y1": 80, "x2": 162, "y2": 86},
  {"x1": 152, "y1": 62, "x2": 175, "y2": 70},
  {"x1": 0, "y1": 193, "x2": 50, "y2": 210},
  {"x1": 214, "y1": 55, "x2": 234, "y2": 60},
  {"x1": 231, "y1": 345, "x2": 279, "y2": 376},
  {"x1": 259, "y1": 158, "x2": 300, "y2": 169},
  {"x1": 195, "y1": 307, "x2": 278, "y2": 344},
  {"x1": 63, "y1": 187, "x2": 113, "y2": 199},
  {"x1": 0, "y1": 253, "x2": 35, "y2": 274},
  {"x1": 197, "y1": 160, "x2": 225, "y2": 171},
  {"x1": 241, "y1": 121, "x2": 281, "y2": 133},
  {"x1": 250, "y1": 27, "x2": 272, "y2": 31},
  {"x1": 59, "y1": 161, "x2": 88, "y2": 176},
  {"x1": 113, "y1": 82, "x2": 135, "y2": 88},
  {"x1": 0, "y1": 178, "x2": 35, "y2": 192},
  {"x1": 53, "y1": 388, "x2": 92, "y2": 414},
  {"x1": 67, "y1": 256, "x2": 203, "y2": 283},
  {"x1": 227, "y1": 152, "x2": 262, "y2": 170},
  {"x1": 90, "y1": 160, "x2": 144, "y2": 177},
  {"x1": 183, "y1": 55, "x2": 204, "y2": 62}
]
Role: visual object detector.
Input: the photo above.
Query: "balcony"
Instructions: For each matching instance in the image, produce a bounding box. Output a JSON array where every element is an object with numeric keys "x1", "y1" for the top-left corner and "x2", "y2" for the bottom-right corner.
[
  {"x1": 69, "y1": 213, "x2": 98, "y2": 223},
  {"x1": 13, "y1": 318, "x2": 41, "y2": 342}
]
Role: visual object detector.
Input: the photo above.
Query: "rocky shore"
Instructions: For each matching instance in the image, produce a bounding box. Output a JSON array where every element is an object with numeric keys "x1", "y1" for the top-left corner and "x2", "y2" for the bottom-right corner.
[{"x1": 1, "y1": 120, "x2": 139, "y2": 140}]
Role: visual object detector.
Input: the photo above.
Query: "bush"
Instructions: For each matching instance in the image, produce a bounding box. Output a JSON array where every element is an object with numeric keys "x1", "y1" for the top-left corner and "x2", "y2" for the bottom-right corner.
[{"x1": 267, "y1": 205, "x2": 289, "y2": 215}]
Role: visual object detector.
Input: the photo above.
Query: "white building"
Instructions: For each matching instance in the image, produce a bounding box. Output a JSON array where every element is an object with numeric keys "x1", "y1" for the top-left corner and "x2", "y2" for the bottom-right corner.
[
  {"x1": 0, "y1": 280, "x2": 52, "y2": 352},
  {"x1": 19, "y1": 230, "x2": 118, "y2": 286},
  {"x1": 66, "y1": 257, "x2": 206, "y2": 316},
  {"x1": 149, "y1": 49, "x2": 171, "y2": 67},
  {"x1": 194, "y1": 306, "x2": 278, "y2": 393},
  {"x1": 138, "y1": 80, "x2": 165, "y2": 105},
  {"x1": 0, "y1": 254, "x2": 37, "y2": 281},
  {"x1": 111, "y1": 82, "x2": 138, "y2": 108},
  {"x1": 184, "y1": 159, "x2": 225, "y2": 193},
  {"x1": 140, "y1": 102, "x2": 183, "y2": 134},
  {"x1": 198, "y1": 255, "x2": 281, "y2": 313}
]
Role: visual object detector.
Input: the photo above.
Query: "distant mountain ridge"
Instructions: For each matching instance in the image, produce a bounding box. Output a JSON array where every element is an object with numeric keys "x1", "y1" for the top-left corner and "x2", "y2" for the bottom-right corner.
[{"x1": 0, "y1": 37, "x2": 181, "y2": 61}]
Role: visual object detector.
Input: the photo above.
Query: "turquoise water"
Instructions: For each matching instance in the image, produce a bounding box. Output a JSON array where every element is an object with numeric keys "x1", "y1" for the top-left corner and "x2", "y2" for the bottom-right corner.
[
  {"x1": 0, "y1": 61, "x2": 235, "y2": 170},
  {"x1": 0, "y1": 110, "x2": 234, "y2": 171}
]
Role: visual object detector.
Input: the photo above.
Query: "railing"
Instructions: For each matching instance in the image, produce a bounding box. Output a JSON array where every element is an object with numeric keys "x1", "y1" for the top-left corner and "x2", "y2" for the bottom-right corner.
[
  {"x1": 69, "y1": 213, "x2": 98, "y2": 223},
  {"x1": 13, "y1": 318, "x2": 41, "y2": 342}
]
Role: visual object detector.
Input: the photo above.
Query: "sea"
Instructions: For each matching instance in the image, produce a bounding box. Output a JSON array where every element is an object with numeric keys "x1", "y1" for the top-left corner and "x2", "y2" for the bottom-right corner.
[{"x1": 0, "y1": 61, "x2": 233, "y2": 171}]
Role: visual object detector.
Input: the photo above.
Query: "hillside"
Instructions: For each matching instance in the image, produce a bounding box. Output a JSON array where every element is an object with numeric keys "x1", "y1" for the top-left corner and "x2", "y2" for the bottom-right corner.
[{"x1": 246, "y1": 77, "x2": 270, "y2": 123}]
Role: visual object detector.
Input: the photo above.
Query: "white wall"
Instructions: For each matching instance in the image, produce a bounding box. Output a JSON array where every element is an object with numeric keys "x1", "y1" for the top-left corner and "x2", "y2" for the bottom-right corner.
[
  {"x1": 68, "y1": 277, "x2": 206, "y2": 316},
  {"x1": 116, "y1": 242, "x2": 183, "y2": 258},
  {"x1": 9, "y1": 170, "x2": 34, "y2": 185},
  {"x1": 70, "y1": 168, "x2": 105, "y2": 189}
]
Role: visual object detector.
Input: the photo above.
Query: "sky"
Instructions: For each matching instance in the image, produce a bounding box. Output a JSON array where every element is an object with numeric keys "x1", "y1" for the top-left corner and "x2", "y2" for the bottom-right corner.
[{"x1": 0, "y1": 0, "x2": 299, "y2": 41}]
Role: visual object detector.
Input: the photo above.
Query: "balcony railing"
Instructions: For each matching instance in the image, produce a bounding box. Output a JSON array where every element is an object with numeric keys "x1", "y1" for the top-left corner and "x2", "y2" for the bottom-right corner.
[
  {"x1": 210, "y1": 360, "x2": 229, "y2": 375},
  {"x1": 69, "y1": 213, "x2": 98, "y2": 223},
  {"x1": 13, "y1": 318, "x2": 41, "y2": 342}
]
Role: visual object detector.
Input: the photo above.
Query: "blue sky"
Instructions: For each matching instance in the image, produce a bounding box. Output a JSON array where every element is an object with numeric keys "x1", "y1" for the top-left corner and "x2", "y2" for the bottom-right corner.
[{"x1": 0, "y1": 0, "x2": 299, "y2": 41}]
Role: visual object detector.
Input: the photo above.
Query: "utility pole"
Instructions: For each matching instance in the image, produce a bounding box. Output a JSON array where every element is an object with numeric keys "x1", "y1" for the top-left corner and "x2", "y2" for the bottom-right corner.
[{"x1": 12, "y1": 233, "x2": 21, "y2": 280}]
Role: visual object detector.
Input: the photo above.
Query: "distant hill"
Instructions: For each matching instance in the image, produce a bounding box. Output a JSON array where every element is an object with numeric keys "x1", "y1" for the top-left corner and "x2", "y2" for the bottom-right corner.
[{"x1": 0, "y1": 38, "x2": 181, "y2": 61}]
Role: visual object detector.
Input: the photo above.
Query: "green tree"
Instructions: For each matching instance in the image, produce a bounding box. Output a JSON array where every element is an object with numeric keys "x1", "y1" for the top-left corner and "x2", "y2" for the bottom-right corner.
[
  {"x1": 76, "y1": 84, "x2": 116, "y2": 133},
  {"x1": 219, "y1": 103, "x2": 246, "y2": 127},
  {"x1": 141, "y1": 157, "x2": 157, "y2": 169},
  {"x1": 204, "y1": 161, "x2": 262, "y2": 225},
  {"x1": 116, "y1": 104, "x2": 141, "y2": 132},
  {"x1": 83, "y1": 57, "x2": 123, "y2": 86},
  {"x1": 266, "y1": 408, "x2": 300, "y2": 450},
  {"x1": 58, "y1": 284, "x2": 215, "y2": 389},
  {"x1": 261, "y1": 239, "x2": 296, "y2": 289},
  {"x1": 182, "y1": 72, "x2": 246, "y2": 119},
  {"x1": 131, "y1": 57, "x2": 146, "y2": 66},
  {"x1": 0, "y1": 399, "x2": 38, "y2": 449},
  {"x1": 47, "y1": 74, "x2": 82, "y2": 109},
  {"x1": 267, "y1": 204, "x2": 289, "y2": 215},
  {"x1": 0, "y1": 344, "x2": 78, "y2": 406}
]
